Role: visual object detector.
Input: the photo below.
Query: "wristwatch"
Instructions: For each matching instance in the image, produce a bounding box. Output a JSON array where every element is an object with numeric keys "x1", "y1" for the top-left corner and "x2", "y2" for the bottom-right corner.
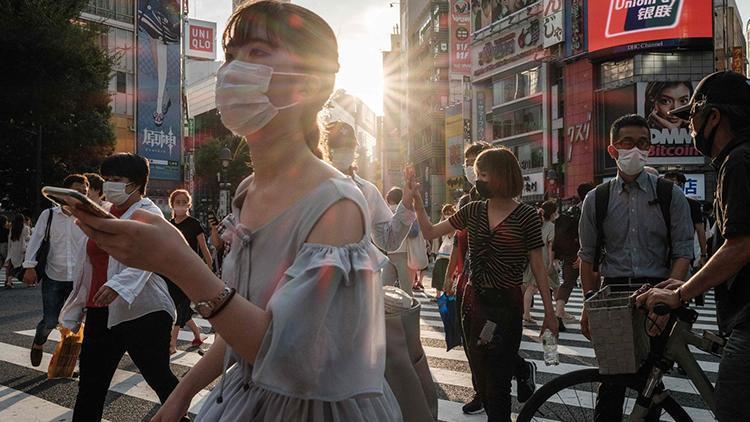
[{"x1": 192, "y1": 287, "x2": 236, "y2": 319}]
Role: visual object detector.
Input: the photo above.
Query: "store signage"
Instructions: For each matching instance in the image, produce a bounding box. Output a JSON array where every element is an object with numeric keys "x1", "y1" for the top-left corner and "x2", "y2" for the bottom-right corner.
[
  {"x1": 638, "y1": 81, "x2": 704, "y2": 165},
  {"x1": 588, "y1": 0, "x2": 712, "y2": 53},
  {"x1": 450, "y1": 0, "x2": 471, "y2": 75},
  {"x1": 476, "y1": 91, "x2": 486, "y2": 141},
  {"x1": 473, "y1": 17, "x2": 542, "y2": 80},
  {"x1": 522, "y1": 172, "x2": 545, "y2": 197},
  {"x1": 732, "y1": 47, "x2": 746, "y2": 75},
  {"x1": 542, "y1": 0, "x2": 564, "y2": 48},
  {"x1": 566, "y1": 112, "x2": 591, "y2": 161},
  {"x1": 185, "y1": 19, "x2": 217, "y2": 61}
]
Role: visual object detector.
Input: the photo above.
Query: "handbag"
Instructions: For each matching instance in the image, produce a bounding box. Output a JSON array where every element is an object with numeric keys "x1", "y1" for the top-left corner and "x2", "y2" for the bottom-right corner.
[
  {"x1": 437, "y1": 294, "x2": 462, "y2": 351},
  {"x1": 384, "y1": 286, "x2": 438, "y2": 422},
  {"x1": 406, "y1": 231, "x2": 429, "y2": 271},
  {"x1": 47, "y1": 324, "x2": 84, "y2": 379},
  {"x1": 21, "y1": 208, "x2": 53, "y2": 283}
]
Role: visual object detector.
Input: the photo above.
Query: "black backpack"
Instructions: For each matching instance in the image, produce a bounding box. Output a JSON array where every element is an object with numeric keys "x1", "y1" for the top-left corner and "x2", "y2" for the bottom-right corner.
[
  {"x1": 553, "y1": 205, "x2": 582, "y2": 259},
  {"x1": 593, "y1": 177, "x2": 673, "y2": 272}
]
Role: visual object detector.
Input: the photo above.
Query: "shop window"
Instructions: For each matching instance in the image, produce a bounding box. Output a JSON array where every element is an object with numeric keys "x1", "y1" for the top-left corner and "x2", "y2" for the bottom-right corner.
[
  {"x1": 116, "y1": 71, "x2": 126, "y2": 93},
  {"x1": 492, "y1": 66, "x2": 542, "y2": 106},
  {"x1": 515, "y1": 142, "x2": 544, "y2": 170},
  {"x1": 491, "y1": 103, "x2": 542, "y2": 140}
]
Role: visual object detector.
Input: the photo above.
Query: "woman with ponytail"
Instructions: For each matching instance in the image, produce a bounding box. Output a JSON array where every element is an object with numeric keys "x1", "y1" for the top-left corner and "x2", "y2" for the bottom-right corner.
[{"x1": 71, "y1": 2, "x2": 402, "y2": 421}]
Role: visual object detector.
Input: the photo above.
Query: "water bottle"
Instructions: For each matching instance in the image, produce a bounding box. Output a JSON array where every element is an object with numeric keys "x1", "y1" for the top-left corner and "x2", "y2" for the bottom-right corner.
[{"x1": 543, "y1": 330, "x2": 559, "y2": 366}]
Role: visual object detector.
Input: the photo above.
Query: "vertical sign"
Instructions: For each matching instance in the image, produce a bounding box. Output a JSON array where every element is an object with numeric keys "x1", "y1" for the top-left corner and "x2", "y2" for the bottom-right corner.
[
  {"x1": 476, "y1": 91, "x2": 485, "y2": 142},
  {"x1": 185, "y1": 18, "x2": 217, "y2": 61},
  {"x1": 137, "y1": 0, "x2": 182, "y2": 180},
  {"x1": 449, "y1": 0, "x2": 471, "y2": 75},
  {"x1": 543, "y1": 0, "x2": 564, "y2": 48}
]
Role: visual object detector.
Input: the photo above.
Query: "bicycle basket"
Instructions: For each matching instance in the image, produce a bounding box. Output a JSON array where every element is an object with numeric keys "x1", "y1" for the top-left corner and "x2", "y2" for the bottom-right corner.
[{"x1": 585, "y1": 284, "x2": 649, "y2": 375}]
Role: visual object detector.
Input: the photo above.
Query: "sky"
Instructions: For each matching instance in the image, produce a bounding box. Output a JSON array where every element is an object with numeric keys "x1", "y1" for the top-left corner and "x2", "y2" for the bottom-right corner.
[{"x1": 191, "y1": 0, "x2": 400, "y2": 115}]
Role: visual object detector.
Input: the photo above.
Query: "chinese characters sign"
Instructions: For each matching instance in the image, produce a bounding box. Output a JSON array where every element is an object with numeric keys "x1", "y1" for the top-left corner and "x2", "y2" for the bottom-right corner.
[
  {"x1": 137, "y1": 0, "x2": 182, "y2": 180},
  {"x1": 450, "y1": 0, "x2": 471, "y2": 75},
  {"x1": 588, "y1": 0, "x2": 712, "y2": 53}
]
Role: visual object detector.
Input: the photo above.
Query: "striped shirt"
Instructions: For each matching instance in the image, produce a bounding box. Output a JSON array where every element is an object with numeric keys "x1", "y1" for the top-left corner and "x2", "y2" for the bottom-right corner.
[{"x1": 449, "y1": 201, "x2": 544, "y2": 290}]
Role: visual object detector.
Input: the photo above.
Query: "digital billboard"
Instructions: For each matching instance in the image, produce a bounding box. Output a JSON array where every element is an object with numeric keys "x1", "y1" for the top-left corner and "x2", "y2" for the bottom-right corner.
[
  {"x1": 588, "y1": 0, "x2": 713, "y2": 54},
  {"x1": 137, "y1": 0, "x2": 183, "y2": 181}
]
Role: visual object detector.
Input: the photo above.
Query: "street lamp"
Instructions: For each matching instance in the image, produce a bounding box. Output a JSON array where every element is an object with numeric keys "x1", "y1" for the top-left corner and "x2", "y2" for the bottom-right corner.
[{"x1": 218, "y1": 147, "x2": 232, "y2": 218}]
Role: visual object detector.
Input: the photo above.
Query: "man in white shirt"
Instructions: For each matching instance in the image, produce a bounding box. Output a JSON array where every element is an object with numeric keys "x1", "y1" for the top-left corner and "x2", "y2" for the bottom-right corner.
[{"x1": 23, "y1": 174, "x2": 88, "y2": 366}]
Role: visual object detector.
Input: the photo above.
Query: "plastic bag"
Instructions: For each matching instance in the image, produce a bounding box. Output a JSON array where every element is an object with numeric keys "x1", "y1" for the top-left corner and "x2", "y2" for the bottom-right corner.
[
  {"x1": 437, "y1": 294, "x2": 462, "y2": 351},
  {"x1": 47, "y1": 324, "x2": 84, "y2": 379}
]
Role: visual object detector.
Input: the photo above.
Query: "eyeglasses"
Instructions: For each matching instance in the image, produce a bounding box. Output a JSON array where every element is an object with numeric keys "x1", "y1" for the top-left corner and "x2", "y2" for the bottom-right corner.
[
  {"x1": 613, "y1": 139, "x2": 651, "y2": 150},
  {"x1": 688, "y1": 97, "x2": 709, "y2": 120}
]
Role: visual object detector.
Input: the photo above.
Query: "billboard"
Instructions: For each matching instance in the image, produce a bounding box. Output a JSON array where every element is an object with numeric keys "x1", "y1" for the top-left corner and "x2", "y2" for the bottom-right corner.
[
  {"x1": 588, "y1": 0, "x2": 713, "y2": 53},
  {"x1": 542, "y1": 0, "x2": 563, "y2": 48},
  {"x1": 450, "y1": 0, "x2": 472, "y2": 75},
  {"x1": 637, "y1": 81, "x2": 704, "y2": 165},
  {"x1": 185, "y1": 19, "x2": 217, "y2": 61},
  {"x1": 137, "y1": 0, "x2": 182, "y2": 181},
  {"x1": 472, "y1": 0, "x2": 538, "y2": 33},
  {"x1": 473, "y1": 16, "x2": 542, "y2": 80},
  {"x1": 445, "y1": 104, "x2": 465, "y2": 201}
]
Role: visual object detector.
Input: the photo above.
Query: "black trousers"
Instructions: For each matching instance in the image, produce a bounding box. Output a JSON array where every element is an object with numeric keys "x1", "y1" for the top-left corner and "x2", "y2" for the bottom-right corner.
[
  {"x1": 462, "y1": 285, "x2": 524, "y2": 422},
  {"x1": 73, "y1": 308, "x2": 179, "y2": 422}
]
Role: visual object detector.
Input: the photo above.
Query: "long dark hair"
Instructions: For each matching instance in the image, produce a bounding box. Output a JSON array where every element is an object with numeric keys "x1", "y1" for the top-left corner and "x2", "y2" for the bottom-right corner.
[
  {"x1": 223, "y1": 1, "x2": 340, "y2": 158},
  {"x1": 10, "y1": 214, "x2": 25, "y2": 242}
]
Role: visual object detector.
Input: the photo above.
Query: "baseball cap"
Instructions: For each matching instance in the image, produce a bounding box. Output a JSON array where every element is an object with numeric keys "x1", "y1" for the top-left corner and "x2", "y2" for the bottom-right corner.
[{"x1": 670, "y1": 71, "x2": 750, "y2": 120}]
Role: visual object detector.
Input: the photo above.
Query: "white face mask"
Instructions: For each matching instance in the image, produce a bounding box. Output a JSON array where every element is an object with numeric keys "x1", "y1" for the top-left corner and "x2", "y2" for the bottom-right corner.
[
  {"x1": 616, "y1": 148, "x2": 649, "y2": 176},
  {"x1": 330, "y1": 148, "x2": 356, "y2": 172},
  {"x1": 103, "y1": 181, "x2": 136, "y2": 206},
  {"x1": 464, "y1": 165, "x2": 477, "y2": 186},
  {"x1": 215, "y1": 61, "x2": 310, "y2": 137},
  {"x1": 172, "y1": 205, "x2": 188, "y2": 216}
]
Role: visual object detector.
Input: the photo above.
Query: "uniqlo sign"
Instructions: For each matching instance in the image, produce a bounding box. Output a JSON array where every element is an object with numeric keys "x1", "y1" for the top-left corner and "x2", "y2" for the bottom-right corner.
[
  {"x1": 588, "y1": 0, "x2": 712, "y2": 53},
  {"x1": 185, "y1": 19, "x2": 217, "y2": 61}
]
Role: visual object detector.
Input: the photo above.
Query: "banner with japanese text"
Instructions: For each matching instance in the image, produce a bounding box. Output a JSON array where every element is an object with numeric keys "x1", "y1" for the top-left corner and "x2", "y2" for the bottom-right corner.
[
  {"x1": 137, "y1": 0, "x2": 183, "y2": 180},
  {"x1": 450, "y1": 0, "x2": 471, "y2": 75}
]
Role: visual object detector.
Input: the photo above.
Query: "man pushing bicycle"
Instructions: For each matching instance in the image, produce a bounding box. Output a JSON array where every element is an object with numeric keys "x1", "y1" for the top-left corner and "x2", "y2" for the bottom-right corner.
[{"x1": 637, "y1": 71, "x2": 750, "y2": 422}]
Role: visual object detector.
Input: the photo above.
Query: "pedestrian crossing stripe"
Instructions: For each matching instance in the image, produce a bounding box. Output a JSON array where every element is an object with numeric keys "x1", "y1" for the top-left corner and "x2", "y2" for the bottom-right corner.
[{"x1": 0, "y1": 283, "x2": 720, "y2": 421}]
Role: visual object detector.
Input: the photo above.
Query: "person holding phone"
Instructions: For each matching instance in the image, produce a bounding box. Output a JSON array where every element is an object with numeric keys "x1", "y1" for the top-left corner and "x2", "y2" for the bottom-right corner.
[
  {"x1": 167, "y1": 189, "x2": 211, "y2": 353},
  {"x1": 23, "y1": 174, "x2": 88, "y2": 367},
  {"x1": 60, "y1": 153, "x2": 179, "y2": 421},
  {"x1": 71, "y1": 3, "x2": 400, "y2": 421}
]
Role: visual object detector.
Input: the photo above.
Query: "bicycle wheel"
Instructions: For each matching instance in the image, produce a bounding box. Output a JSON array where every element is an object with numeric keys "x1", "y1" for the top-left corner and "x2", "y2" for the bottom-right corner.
[{"x1": 516, "y1": 368, "x2": 692, "y2": 422}]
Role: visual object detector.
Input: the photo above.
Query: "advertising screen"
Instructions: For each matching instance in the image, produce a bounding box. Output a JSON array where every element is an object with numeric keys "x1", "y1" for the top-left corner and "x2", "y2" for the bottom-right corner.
[
  {"x1": 137, "y1": 0, "x2": 183, "y2": 181},
  {"x1": 637, "y1": 81, "x2": 704, "y2": 165},
  {"x1": 588, "y1": 0, "x2": 712, "y2": 53}
]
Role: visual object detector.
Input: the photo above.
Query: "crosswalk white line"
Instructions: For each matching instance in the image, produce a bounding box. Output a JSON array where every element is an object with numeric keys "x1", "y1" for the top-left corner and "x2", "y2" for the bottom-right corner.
[
  {"x1": 0, "y1": 341, "x2": 211, "y2": 414},
  {"x1": 0, "y1": 385, "x2": 78, "y2": 422}
]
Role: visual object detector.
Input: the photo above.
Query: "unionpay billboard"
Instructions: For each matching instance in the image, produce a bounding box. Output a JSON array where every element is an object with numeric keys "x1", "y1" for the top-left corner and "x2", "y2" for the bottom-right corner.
[{"x1": 588, "y1": 0, "x2": 712, "y2": 54}]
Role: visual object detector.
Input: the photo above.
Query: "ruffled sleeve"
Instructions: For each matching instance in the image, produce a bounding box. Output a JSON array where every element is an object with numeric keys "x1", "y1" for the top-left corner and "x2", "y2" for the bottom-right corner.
[{"x1": 250, "y1": 240, "x2": 389, "y2": 402}]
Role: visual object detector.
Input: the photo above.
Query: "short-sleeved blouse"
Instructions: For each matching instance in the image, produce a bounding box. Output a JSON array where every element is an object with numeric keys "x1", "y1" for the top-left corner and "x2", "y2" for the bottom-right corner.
[
  {"x1": 196, "y1": 176, "x2": 402, "y2": 422},
  {"x1": 449, "y1": 200, "x2": 544, "y2": 290}
]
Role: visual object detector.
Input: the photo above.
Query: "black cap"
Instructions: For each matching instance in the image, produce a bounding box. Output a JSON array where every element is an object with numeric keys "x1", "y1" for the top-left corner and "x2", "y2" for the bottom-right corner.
[{"x1": 670, "y1": 71, "x2": 750, "y2": 120}]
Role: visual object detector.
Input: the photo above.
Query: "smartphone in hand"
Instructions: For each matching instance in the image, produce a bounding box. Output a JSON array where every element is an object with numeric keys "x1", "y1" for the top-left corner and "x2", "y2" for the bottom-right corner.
[
  {"x1": 207, "y1": 210, "x2": 218, "y2": 227},
  {"x1": 42, "y1": 187, "x2": 116, "y2": 219}
]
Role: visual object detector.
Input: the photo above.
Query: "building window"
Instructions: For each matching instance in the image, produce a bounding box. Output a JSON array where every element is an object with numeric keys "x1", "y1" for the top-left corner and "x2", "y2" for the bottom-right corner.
[
  {"x1": 600, "y1": 58, "x2": 635, "y2": 89},
  {"x1": 491, "y1": 103, "x2": 542, "y2": 140},
  {"x1": 85, "y1": 0, "x2": 133, "y2": 23},
  {"x1": 116, "y1": 71, "x2": 126, "y2": 93},
  {"x1": 514, "y1": 142, "x2": 544, "y2": 170},
  {"x1": 492, "y1": 66, "x2": 542, "y2": 106}
]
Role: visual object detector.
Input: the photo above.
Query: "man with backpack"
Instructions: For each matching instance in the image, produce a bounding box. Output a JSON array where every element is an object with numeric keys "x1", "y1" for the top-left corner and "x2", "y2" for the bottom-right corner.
[
  {"x1": 23, "y1": 174, "x2": 89, "y2": 367},
  {"x1": 552, "y1": 183, "x2": 594, "y2": 329},
  {"x1": 578, "y1": 114, "x2": 694, "y2": 420}
]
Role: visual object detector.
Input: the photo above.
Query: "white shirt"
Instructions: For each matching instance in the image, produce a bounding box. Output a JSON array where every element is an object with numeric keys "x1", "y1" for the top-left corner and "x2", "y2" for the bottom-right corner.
[
  {"x1": 23, "y1": 207, "x2": 86, "y2": 281},
  {"x1": 59, "y1": 198, "x2": 176, "y2": 329},
  {"x1": 352, "y1": 174, "x2": 416, "y2": 253},
  {"x1": 437, "y1": 233, "x2": 454, "y2": 258}
]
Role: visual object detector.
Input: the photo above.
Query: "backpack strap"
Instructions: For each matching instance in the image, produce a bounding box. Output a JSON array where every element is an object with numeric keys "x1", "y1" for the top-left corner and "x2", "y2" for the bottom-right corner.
[
  {"x1": 655, "y1": 177, "x2": 673, "y2": 267},
  {"x1": 43, "y1": 208, "x2": 54, "y2": 242},
  {"x1": 593, "y1": 182, "x2": 611, "y2": 273}
]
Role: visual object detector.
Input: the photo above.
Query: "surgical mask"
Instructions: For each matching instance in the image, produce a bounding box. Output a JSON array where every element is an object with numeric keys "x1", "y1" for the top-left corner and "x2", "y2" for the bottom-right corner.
[
  {"x1": 615, "y1": 148, "x2": 649, "y2": 176},
  {"x1": 330, "y1": 148, "x2": 356, "y2": 172},
  {"x1": 103, "y1": 181, "x2": 136, "y2": 206},
  {"x1": 692, "y1": 117, "x2": 720, "y2": 157},
  {"x1": 388, "y1": 203, "x2": 398, "y2": 212},
  {"x1": 464, "y1": 165, "x2": 477, "y2": 185},
  {"x1": 475, "y1": 180, "x2": 494, "y2": 198},
  {"x1": 173, "y1": 205, "x2": 188, "y2": 216},
  {"x1": 215, "y1": 61, "x2": 310, "y2": 137}
]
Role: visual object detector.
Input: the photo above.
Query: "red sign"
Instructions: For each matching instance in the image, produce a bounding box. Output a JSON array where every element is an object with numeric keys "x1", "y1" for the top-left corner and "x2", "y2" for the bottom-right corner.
[
  {"x1": 185, "y1": 19, "x2": 217, "y2": 61},
  {"x1": 449, "y1": 0, "x2": 471, "y2": 75},
  {"x1": 588, "y1": 0, "x2": 712, "y2": 53}
]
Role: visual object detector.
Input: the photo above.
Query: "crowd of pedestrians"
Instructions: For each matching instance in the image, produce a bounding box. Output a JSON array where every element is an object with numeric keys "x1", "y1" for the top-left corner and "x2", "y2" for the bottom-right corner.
[{"x1": 2, "y1": 2, "x2": 749, "y2": 421}]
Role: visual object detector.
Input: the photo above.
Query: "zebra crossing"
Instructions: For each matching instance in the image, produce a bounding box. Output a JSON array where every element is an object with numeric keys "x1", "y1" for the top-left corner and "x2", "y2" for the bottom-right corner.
[{"x1": 0, "y1": 274, "x2": 721, "y2": 421}]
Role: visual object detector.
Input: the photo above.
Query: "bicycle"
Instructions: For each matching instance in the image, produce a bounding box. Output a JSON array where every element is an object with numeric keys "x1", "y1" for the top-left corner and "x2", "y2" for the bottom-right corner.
[{"x1": 517, "y1": 285, "x2": 726, "y2": 422}]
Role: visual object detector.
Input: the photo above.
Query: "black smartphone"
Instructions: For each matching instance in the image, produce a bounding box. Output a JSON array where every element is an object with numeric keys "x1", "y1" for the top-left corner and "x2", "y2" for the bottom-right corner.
[
  {"x1": 42, "y1": 187, "x2": 117, "y2": 219},
  {"x1": 207, "y1": 210, "x2": 218, "y2": 226}
]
